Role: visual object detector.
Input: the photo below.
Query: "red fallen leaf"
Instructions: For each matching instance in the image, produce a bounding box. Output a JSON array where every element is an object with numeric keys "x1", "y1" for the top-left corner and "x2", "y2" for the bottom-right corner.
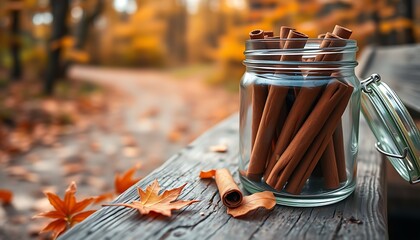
[
  {"x1": 115, "y1": 164, "x2": 142, "y2": 194},
  {"x1": 103, "y1": 179, "x2": 199, "y2": 217},
  {"x1": 0, "y1": 189, "x2": 13, "y2": 205},
  {"x1": 227, "y1": 191, "x2": 276, "y2": 217},
  {"x1": 33, "y1": 182, "x2": 96, "y2": 239}
]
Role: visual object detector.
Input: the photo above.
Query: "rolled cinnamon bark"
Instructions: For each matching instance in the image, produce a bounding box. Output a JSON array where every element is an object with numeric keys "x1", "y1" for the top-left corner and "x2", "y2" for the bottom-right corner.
[
  {"x1": 249, "y1": 30, "x2": 268, "y2": 149},
  {"x1": 280, "y1": 26, "x2": 295, "y2": 49},
  {"x1": 200, "y1": 168, "x2": 243, "y2": 208},
  {"x1": 264, "y1": 28, "x2": 352, "y2": 184},
  {"x1": 264, "y1": 31, "x2": 274, "y2": 38},
  {"x1": 263, "y1": 32, "x2": 339, "y2": 180},
  {"x1": 266, "y1": 80, "x2": 349, "y2": 189},
  {"x1": 332, "y1": 25, "x2": 352, "y2": 40},
  {"x1": 215, "y1": 169, "x2": 243, "y2": 208},
  {"x1": 333, "y1": 122, "x2": 347, "y2": 181},
  {"x1": 320, "y1": 139, "x2": 340, "y2": 189},
  {"x1": 247, "y1": 30, "x2": 308, "y2": 181},
  {"x1": 285, "y1": 85, "x2": 353, "y2": 194},
  {"x1": 331, "y1": 25, "x2": 352, "y2": 183}
]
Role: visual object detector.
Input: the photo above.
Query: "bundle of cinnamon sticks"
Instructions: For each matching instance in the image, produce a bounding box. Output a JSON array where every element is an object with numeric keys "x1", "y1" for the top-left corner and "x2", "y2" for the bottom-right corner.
[{"x1": 246, "y1": 25, "x2": 354, "y2": 194}]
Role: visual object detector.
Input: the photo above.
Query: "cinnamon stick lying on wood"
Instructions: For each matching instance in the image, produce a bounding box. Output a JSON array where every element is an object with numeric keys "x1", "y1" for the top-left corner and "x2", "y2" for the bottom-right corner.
[
  {"x1": 266, "y1": 80, "x2": 349, "y2": 190},
  {"x1": 200, "y1": 169, "x2": 243, "y2": 208},
  {"x1": 285, "y1": 84, "x2": 353, "y2": 194},
  {"x1": 246, "y1": 30, "x2": 308, "y2": 181}
]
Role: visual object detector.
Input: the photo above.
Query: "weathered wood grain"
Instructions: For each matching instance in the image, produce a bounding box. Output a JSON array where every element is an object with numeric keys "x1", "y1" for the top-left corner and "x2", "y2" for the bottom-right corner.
[{"x1": 60, "y1": 114, "x2": 387, "y2": 240}]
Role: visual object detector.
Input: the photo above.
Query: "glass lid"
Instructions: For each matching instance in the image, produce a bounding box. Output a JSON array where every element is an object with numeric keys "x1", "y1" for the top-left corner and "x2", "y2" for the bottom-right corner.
[{"x1": 361, "y1": 74, "x2": 420, "y2": 183}]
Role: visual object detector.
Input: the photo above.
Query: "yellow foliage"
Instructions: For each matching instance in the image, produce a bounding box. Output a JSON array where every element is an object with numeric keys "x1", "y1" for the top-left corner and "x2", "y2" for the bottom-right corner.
[
  {"x1": 50, "y1": 36, "x2": 75, "y2": 50},
  {"x1": 65, "y1": 50, "x2": 90, "y2": 63},
  {"x1": 112, "y1": 24, "x2": 137, "y2": 38},
  {"x1": 380, "y1": 18, "x2": 412, "y2": 34},
  {"x1": 132, "y1": 36, "x2": 161, "y2": 51}
]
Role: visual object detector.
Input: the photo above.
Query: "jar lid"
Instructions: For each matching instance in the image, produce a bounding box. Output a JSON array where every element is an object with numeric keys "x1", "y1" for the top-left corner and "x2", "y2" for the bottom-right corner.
[{"x1": 361, "y1": 74, "x2": 420, "y2": 183}]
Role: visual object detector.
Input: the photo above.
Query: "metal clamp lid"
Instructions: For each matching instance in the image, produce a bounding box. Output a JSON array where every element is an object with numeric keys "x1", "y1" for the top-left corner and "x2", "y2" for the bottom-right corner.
[{"x1": 361, "y1": 74, "x2": 420, "y2": 184}]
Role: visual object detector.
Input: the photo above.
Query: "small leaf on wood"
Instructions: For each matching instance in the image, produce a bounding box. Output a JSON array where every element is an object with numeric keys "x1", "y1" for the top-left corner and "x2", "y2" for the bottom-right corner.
[
  {"x1": 227, "y1": 191, "x2": 276, "y2": 217},
  {"x1": 209, "y1": 144, "x2": 228, "y2": 153},
  {"x1": 199, "y1": 169, "x2": 216, "y2": 178},
  {"x1": 103, "y1": 179, "x2": 199, "y2": 217},
  {"x1": 114, "y1": 165, "x2": 142, "y2": 194}
]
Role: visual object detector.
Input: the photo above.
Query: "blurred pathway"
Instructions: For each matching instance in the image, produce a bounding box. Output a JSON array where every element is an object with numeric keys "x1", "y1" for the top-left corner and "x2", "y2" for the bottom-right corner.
[{"x1": 0, "y1": 65, "x2": 238, "y2": 239}]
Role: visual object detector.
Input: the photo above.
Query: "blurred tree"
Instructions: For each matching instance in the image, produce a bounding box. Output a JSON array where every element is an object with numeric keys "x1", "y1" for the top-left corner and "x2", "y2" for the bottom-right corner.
[
  {"x1": 44, "y1": 0, "x2": 70, "y2": 95},
  {"x1": 8, "y1": 0, "x2": 23, "y2": 81},
  {"x1": 165, "y1": 0, "x2": 187, "y2": 64},
  {"x1": 65, "y1": 0, "x2": 104, "y2": 65}
]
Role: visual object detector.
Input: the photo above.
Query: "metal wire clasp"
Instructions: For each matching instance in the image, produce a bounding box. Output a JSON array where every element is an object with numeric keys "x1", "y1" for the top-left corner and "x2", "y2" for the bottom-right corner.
[{"x1": 361, "y1": 73, "x2": 381, "y2": 93}]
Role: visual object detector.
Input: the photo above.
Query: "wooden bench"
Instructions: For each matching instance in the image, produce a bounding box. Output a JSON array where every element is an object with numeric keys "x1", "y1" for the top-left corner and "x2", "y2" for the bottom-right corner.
[{"x1": 60, "y1": 113, "x2": 387, "y2": 239}]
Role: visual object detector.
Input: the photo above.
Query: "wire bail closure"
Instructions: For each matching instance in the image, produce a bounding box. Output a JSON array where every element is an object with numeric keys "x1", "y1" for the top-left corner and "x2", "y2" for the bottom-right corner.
[{"x1": 361, "y1": 73, "x2": 381, "y2": 93}]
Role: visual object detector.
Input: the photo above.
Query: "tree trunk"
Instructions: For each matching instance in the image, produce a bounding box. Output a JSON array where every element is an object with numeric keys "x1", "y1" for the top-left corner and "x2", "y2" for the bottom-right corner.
[
  {"x1": 10, "y1": 8, "x2": 21, "y2": 80},
  {"x1": 44, "y1": 0, "x2": 69, "y2": 95}
]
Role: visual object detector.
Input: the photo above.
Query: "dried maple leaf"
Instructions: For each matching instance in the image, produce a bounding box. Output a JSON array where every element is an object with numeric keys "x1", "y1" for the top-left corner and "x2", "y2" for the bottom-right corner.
[
  {"x1": 227, "y1": 191, "x2": 276, "y2": 217},
  {"x1": 33, "y1": 181, "x2": 96, "y2": 239},
  {"x1": 0, "y1": 189, "x2": 13, "y2": 205},
  {"x1": 103, "y1": 179, "x2": 199, "y2": 217},
  {"x1": 115, "y1": 164, "x2": 142, "y2": 194}
]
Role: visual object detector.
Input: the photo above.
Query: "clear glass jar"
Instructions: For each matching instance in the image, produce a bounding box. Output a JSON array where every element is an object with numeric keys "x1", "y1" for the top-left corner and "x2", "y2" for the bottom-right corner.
[{"x1": 239, "y1": 38, "x2": 360, "y2": 207}]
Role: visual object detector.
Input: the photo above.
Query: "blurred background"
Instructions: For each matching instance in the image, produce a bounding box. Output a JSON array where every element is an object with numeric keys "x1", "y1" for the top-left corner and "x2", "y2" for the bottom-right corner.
[
  {"x1": 1, "y1": 0, "x2": 419, "y2": 87},
  {"x1": 0, "y1": 0, "x2": 419, "y2": 239}
]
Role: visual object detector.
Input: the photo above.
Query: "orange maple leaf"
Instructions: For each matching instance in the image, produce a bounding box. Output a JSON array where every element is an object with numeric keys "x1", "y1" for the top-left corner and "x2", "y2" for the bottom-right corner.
[
  {"x1": 33, "y1": 182, "x2": 96, "y2": 239},
  {"x1": 114, "y1": 165, "x2": 141, "y2": 194},
  {"x1": 0, "y1": 189, "x2": 13, "y2": 205},
  {"x1": 103, "y1": 179, "x2": 199, "y2": 217},
  {"x1": 91, "y1": 165, "x2": 142, "y2": 205}
]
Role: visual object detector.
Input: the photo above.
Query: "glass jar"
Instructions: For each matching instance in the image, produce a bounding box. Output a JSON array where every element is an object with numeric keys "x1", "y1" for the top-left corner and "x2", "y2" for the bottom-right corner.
[
  {"x1": 238, "y1": 38, "x2": 420, "y2": 207},
  {"x1": 239, "y1": 38, "x2": 359, "y2": 207}
]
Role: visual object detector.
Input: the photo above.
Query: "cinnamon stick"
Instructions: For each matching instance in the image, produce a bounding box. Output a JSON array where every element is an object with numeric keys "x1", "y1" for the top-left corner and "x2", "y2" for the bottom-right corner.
[
  {"x1": 285, "y1": 85, "x2": 353, "y2": 194},
  {"x1": 263, "y1": 32, "x2": 338, "y2": 180},
  {"x1": 249, "y1": 30, "x2": 268, "y2": 149},
  {"x1": 246, "y1": 30, "x2": 308, "y2": 181},
  {"x1": 264, "y1": 31, "x2": 274, "y2": 38},
  {"x1": 264, "y1": 28, "x2": 352, "y2": 185},
  {"x1": 333, "y1": 122, "x2": 347, "y2": 181},
  {"x1": 266, "y1": 80, "x2": 349, "y2": 190},
  {"x1": 280, "y1": 26, "x2": 295, "y2": 49},
  {"x1": 200, "y1": 169, "x2": 243, "y2": 208},
  {"x1": 331, "y1": 25, "x2": 353, "y2": 183},
  {"x1": 320, "y1": 139, "x2": 340, "y2": 189}
]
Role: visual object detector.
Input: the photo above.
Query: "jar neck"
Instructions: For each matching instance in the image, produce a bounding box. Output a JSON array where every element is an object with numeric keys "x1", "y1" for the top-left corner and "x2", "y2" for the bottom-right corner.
[{"x1": 243, "y1": 38, "x2": 358, "y2": 77}]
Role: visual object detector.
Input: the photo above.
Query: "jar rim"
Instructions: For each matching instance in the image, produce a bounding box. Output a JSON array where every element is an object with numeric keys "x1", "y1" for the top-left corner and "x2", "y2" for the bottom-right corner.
[{"x1": 244, "y1": 39, "x2": 357, "y2": 55}]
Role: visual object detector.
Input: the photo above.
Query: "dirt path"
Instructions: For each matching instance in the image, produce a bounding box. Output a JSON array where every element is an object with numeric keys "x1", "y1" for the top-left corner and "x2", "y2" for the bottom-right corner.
[{"x1": 0, "y1": 66, "x2": 238, "y2": 239}]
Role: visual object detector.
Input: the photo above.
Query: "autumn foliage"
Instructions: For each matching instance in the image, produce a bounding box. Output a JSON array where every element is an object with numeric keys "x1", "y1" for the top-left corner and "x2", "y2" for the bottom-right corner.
[
  {"x1": 103, "y1": 179, "x2": 199, "y2": 217},
  {"x1": 114, "y1": 165, "x2": 142, "y2": 194},
  {"x1": 33, "y1": 182, "x2": 96, "y2": 239}
]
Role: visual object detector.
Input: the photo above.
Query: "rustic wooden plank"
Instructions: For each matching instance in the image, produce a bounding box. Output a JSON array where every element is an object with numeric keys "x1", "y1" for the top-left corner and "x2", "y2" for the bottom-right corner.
[{"x1": 60, "y1": 114, "x2": 387, "y2": 240}]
